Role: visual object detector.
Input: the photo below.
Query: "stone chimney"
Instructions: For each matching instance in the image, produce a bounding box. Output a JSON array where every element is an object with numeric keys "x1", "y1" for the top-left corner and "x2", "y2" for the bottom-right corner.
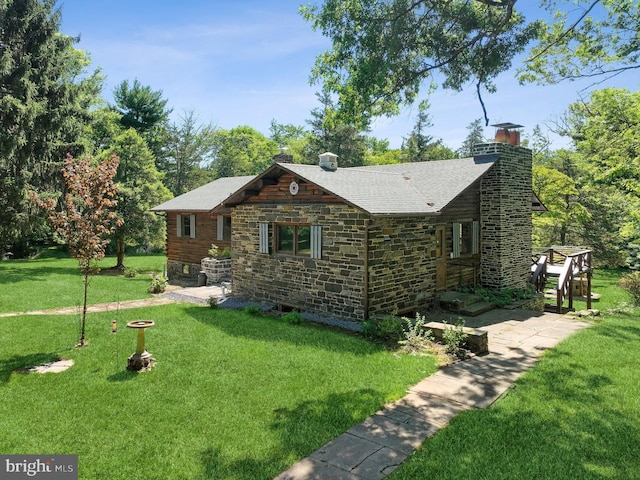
[
  {"x1": 272, "y1": 147, "x2": 293, "y2": 164},
  {"x1": 473, "y1": 138, "x2": 532, "y2": 290},
  {"x1": 318, "y1": 152, "x2": 338, "y2": 171}
]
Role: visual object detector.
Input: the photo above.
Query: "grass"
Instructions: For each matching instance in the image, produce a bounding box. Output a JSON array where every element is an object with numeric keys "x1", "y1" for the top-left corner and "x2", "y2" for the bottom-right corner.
[
  {"x1": 390, "y1": 269, "x2": 640, "y2": 480},
  {"x1": 0, "y1": 247, "x2": 165, "y2": 313},
  {"x1": 0, "y1": 304, "x2": 438, "y2": 479}
]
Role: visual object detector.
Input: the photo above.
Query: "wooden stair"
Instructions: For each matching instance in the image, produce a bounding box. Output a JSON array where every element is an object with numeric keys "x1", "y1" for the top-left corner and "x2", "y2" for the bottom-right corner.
[{"x1": 531, "y1": 248, "x2": 594, "y2": 314}]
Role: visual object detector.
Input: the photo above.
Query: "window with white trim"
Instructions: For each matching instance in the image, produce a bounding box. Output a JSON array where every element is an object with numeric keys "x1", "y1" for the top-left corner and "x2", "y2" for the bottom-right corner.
[
  {"x1": 276, "y1": 224, "x2": 310, "y2": 256},
  {"x1": 217, "y1": 215, "x2": 232, "y2": 242},
  {"x1": 452, "y1": 221, "x2": 479, "y2": 258},
  {"x1": 176, "y1": 214, "x2": 196, "y2": 238},
  {"x1": 259, "y1": 223, "x2": 321, "y2": 258}
]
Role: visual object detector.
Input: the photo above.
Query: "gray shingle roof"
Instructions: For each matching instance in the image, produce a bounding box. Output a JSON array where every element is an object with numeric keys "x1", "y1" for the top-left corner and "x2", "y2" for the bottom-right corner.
[
  {"x1": 275, "y1": 156, "x2": 497, "y2": 215},
  {"x1": 150, "y1": 175, "x2": 255, "y2": 212}
]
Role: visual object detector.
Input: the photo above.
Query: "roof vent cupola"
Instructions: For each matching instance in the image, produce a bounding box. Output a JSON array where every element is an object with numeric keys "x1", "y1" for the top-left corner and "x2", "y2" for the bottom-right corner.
[{"x1": 318, "y1": 152, "x2": 338, "y2": 171}]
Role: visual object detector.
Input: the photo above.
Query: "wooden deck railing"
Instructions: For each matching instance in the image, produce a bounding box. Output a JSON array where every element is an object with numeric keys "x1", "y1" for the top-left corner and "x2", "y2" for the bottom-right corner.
[
  {"x1": 530, "y1": 254, "x2": 548, "y2": 293},
  {"x1": 531, "y1": 248, "x2": 592, "y2": 313}
]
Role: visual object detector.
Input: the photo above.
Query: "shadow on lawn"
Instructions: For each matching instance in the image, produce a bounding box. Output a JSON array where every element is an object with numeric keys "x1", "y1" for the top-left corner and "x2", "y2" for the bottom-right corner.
[
  {"x1": 198, "y1": 389, "x2": 386, "y2": 479},
  {"x1": 0, "y1": 352, "x2": 61, "y2": 383},
  {"x1": 395, "y1": 350, "x2": 640, "y2": 479},
  {"x1": 184, "y1": 306, "x2": 381, "y2": 356},
  {"x1": 0, "y1": 265, "x2": 80, "y2": 285}
]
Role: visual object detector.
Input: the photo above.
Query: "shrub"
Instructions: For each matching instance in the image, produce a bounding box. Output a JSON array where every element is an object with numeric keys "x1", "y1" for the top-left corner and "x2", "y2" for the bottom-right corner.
[
  {"x1": 123, "y1": 267, "x2": 138, "y2": 278},
  {"x1": 361, "y1": 315, "x2": 404, "y2": 343},
  {"x1": 442, "y1": 318, "x2": 468, "y2": 356},
  {"x1": 149, "y1": 274, "x2": 167, "y2": 294},
  {"x1": 208, "y1": 244, "x2": 231, "y2": 259},
  {"x1": 398, "y1": 313, "x2": 433, "y2": 354},
  {"x1": 208, "y1": 296, "x2": 218, "y2": 308},
  {"x1": 618, "y1": 271, "x2": 640, "y2": 306},
  {"x1": 282, "y1": 310, "x2": 304, "y2": 325},
  {"x1": 473, "y1": 287, "x2": 534, "y2": 307}
]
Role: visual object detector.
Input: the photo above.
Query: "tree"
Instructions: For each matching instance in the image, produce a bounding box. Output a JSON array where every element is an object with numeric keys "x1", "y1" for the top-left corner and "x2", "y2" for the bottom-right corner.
[
  {"x1": 401, "y1": 104, "x2": 456, "y2": 161},
  {"x1": 163, "y1": 111, "x2": 217, "y2": 196},
  {"x1": 520, "y1": 0, "x2": 640, "y2": 84},
  {"x1": 565, "y1": 88, "x2": 640, "y2": 198},
  {"x1": 211, "y1": 126, "x2": 279, "y2": 178},
  {"x1": 269, "y1": 120, "x2": 312, "y2": 163},
  {"x1": 112, "y1": 79, "x2": 172, "y2": 162},
  {"x1": 302, "y1": 0, "x2": 540, "y2": 127},
  {"x1": 303, "y1": 1, "x2": 640, "y2": 126},
  {"x1": 532, "y1": 162, "x2": 590, "y2": 246},
  {"x1": 100, "y1": 129, "x2": 172, "y2": 268},
  {"x1": 305, "y1": 90, "x2": 368, "y2": 167},
  {"x1": 31, "y1": 155, "x2": 122, "y2": 347},
  {"x1": 0, "y1": 0, "x2": 102, "y2": 257},
  {"x1": 562, "y1": 88, "x2": 640, "y2": 265},
  {"x1": 457, "y1": 119, "x2": 487, "y2": 157}
]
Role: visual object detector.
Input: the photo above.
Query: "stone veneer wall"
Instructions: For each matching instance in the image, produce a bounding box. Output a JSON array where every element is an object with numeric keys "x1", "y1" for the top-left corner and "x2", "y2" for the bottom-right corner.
[
  {"x1": 232, "y1": 204, "x2": 369, "y2": 320},
  {"x1": 201, "y1": 258, "x2": 231, "y2": 285},
  {"x1": 167, "y1": 260, "x2": 201, "y2": 279},
  {"x1": 367, "y1": 217, "x2": 438, "y2": 317},
  {"x1": 475, "y1": 142, "x2": 533, "y2": 289}
]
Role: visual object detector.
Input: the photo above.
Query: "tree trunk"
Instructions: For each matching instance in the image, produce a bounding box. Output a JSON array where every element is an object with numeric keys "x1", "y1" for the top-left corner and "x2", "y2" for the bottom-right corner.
[
  {"x1": 116, "y1": 236, "x2": 125, "y2": 269},
  {"x1": 79, "y1": 271, "x2": 89, "y2": 347}
]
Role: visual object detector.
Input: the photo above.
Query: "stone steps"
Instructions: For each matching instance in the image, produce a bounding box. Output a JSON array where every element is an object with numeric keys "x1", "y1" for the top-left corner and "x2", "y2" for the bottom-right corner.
[{"x1": 438, "y1": 292, "x2": 496, "y2": 317}]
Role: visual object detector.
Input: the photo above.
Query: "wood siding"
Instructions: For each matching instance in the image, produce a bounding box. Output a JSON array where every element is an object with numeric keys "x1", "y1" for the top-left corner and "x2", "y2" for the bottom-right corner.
[
  {"x1": 165, "y1": 212, "x2": 230, "y2": 265},
  {"x1": 243, "y1": 173, "x2": 341, "y2": 204},
  {"x1": 437, "y1": 180, "x2": 482, "y2": 290}
]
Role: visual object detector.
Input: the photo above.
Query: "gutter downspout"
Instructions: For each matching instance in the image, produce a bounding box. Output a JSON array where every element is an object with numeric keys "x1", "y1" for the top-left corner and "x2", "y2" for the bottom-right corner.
[{"x1": 363, "y1": 219, "x2": 370, "y2": 320}]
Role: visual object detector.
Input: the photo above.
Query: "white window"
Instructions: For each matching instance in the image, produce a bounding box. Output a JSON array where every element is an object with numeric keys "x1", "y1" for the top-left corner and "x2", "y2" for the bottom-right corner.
[
  {"x1": 177, "y1": 214, "x2": 196, "y2": 238},
  {"x1": 259, "y1": 223, "x2": 322, "y2": 258}
]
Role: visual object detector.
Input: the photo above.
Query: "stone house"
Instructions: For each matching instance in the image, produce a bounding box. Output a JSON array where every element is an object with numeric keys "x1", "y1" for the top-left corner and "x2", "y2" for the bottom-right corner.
[{"x1": 153, "y1": 139, "x2": 536, "y2": 322}]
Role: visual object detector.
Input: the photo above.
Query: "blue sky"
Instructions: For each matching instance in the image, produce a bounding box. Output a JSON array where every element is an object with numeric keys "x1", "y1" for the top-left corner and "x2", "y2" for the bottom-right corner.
[{"x1": 59, "y1": 0, "x2": 638, "y2": 151}]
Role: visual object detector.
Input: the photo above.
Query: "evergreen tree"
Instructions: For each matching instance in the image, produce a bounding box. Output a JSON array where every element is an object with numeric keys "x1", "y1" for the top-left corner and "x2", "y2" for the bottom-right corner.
[
  {"x1": 0, "y1": 0, "x2": 102, "y2": 257},
  {"x1": 305, "y1": 90, "x2": 368, "y2": 167},
  {"x1": 401, "y1": 104, "x2": 456, "y2": 161},
  {"x1": 164, "y1": 111, "x2": 217, "y2": 196},
  {"x1": 113, "y1": 79, "x2": 172, "y2": 164},
  {"x1": 457, "y1": 119, "x2": 486, "y2": 157}
]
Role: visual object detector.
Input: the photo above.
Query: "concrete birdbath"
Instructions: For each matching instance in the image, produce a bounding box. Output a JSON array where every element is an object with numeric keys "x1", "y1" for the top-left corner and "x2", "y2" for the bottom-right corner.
[{"x1": 126, "y1": 320, "x2": 155, "y2": 371}]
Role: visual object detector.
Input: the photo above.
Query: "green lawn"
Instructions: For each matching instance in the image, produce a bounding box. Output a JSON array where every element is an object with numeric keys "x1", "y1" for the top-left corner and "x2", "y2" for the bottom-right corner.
[
  {"x1": 0, "y1": 247, "x2": 165, "y2": 313},
  {"x1": 390, "y1": 270, "x2": 640, "y2": 480},
  {"x1": 0, "y1": 304, "x2": 438, "y2": 479}
]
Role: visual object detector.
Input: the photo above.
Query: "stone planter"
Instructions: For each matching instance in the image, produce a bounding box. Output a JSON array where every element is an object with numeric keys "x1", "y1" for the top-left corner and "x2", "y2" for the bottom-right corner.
[{"x1": 201, "y1": 257, "x2": 231, "y2": 285}]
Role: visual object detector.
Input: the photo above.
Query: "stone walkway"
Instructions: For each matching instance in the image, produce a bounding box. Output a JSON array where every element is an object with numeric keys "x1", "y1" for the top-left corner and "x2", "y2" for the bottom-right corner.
[
  {"x1": 274, "y1": 309, "x2": 592, "y2": 480},
  {"x1": 0, "y1": 285, "x2": 228, "y2": 317}
]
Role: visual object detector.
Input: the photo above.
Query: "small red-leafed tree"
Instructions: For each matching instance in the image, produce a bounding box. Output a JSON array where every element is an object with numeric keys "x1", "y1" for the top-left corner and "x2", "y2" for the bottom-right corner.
[{"x1": 32, "y1": 154, "x2": 123, "y2": 347}]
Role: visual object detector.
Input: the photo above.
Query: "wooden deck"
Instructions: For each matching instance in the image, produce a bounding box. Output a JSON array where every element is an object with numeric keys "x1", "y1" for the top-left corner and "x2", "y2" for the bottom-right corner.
[{"x1": 531, "y1": 248, "x2": 593, "y2": 313}]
